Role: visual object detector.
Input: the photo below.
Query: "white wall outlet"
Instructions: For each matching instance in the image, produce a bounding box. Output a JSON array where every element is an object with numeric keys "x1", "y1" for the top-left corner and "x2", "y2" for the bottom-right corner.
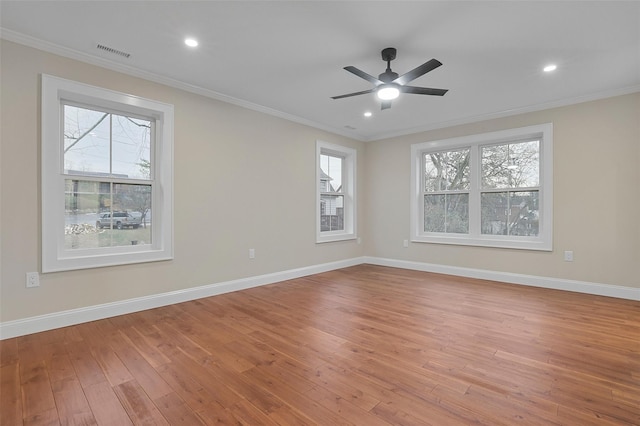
[
  {"x1": 26, "y1": 272, "x2": 40, "y2": 288},
  {"x1": 564, "y1": 250, "x2": 574, "y2": 262},
  {"x1": 357, "y1": 237, "x2": 362, "y2": 245},
  {"x1": 249, "y1": 248, "x2": 255, "y2": 259},
  {"x1": 403, "y1": 239, "x2": 409, "y2": 248}
]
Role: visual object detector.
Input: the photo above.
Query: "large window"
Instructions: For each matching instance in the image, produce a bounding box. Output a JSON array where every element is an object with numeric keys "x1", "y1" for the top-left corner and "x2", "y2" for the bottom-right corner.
[
  {"x1": 316, "y1": 141, "x2": 356, "y2": 243},
  {"x1": 411, "y1": 124, "x2": 552, "y2": 250},
  {"x1": 42, "y1": 75, "x2": 174, "y2": 272}
]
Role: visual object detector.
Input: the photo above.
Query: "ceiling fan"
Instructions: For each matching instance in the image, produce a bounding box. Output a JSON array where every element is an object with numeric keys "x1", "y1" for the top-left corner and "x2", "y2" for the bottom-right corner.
[{"x1": 331, "y1": 47, "x2": 448, "y2": 110}]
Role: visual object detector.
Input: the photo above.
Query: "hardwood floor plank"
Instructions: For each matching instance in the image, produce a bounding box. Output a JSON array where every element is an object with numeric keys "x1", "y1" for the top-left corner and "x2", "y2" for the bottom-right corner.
[
  {"x1": 2, "y1": 265, "x2": 638, "y2": 425},
  {"x1": 113, "y1": 380, "x2": 169, "y2": 425},
  {"x1": 227, "y1": 399, "x2": 279, "y2": 426},
  {"x1": 83, "y1": 381, "x2": 133, "y2": 426},
  {"x1": 0, "y1": 338, "x2": 19, "y2": 367},
  {"x1": 153, "y1": 392, "x2": 207, "y2": 425},
  {"x1": 106, "y1": 331, "x2": 173, "y2": 401},
  {"x1": 50, "y1": 377, "x2": 97, "y2": 425},
  {"x1": 304, "y1": 385, "x2": 392, "y2": 426},
  {"x1": 309, "y1": 363, "x2": 381, "y2": 411},
  {"x1": 1, "y1": 362, "x2": 23, "y2": 425},
  {"x1": 19, "y1": 360, "x2": 58, "y2": 425},
  {"x1": 64, "y1": 341, "x2": 109, "y2": 389},
  {"x1": 192, "y1": 400, "x2": 246, "y2": 425}
]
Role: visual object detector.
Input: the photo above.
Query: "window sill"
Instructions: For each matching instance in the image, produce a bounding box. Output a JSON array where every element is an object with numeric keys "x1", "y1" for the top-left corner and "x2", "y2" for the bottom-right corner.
[
  {"x1": 411, "y1": 235, "x2": 552, "y2": 251},
  {"x1": 316, "y1": 232, "x2": 357, "y2": 244}
]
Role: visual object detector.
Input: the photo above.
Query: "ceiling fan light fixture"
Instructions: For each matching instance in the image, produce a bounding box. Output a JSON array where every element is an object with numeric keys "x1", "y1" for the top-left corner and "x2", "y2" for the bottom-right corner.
[
  {"x1": 184, "y1": 38, "x2": 199, "y2": 47},
  {"x1": 377, "y1": 84, "x2": 400, "y2": 100}
]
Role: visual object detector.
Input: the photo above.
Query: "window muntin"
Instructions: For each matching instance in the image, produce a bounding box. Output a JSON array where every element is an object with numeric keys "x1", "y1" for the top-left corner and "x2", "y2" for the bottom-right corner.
[
  {"x1": 316, "y1": 141, "x2": 356, "y2": 243},
  {"x1": 411, "y1": 124, "x2": 552, "y2": 250},
  {"x1": 42, "y1": 74, "x2": 173, "y2": 272}
]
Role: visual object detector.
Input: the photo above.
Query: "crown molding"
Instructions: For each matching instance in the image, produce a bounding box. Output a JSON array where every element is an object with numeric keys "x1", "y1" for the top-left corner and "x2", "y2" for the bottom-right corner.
[
  {"x1": 2, "y1": 28, "x2": 638, "y2": 143},
  {"x1": 368, "y1": 84, "x2": 640, "y2": 141},
  {"x1": 0, "y1": 28, "x2": 362, "y2": 141}
]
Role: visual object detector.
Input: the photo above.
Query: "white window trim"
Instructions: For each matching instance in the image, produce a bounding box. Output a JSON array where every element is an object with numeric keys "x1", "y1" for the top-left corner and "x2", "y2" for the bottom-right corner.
[
  {"x1": 41, "y1": 74, "x2": 174, "y2": 272},
  {"x1": 316, "y1": 141, "x2": 357, "y2": 243},
  {"x1": 410, "y1": 123, "x2": 553, "y2": 251}
]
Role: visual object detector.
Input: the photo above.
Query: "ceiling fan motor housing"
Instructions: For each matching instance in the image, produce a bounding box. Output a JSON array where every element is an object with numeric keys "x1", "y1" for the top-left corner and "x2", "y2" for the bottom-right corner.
[
  {"x1": 379, "y1": 47, "x2": 399, "y2": 82},
  {"x1": 381, "y1": 47, "x2": 397, "y2": 62},
  {"x1": 379, "y1": 71, "x2": 398, "y2": 82}
]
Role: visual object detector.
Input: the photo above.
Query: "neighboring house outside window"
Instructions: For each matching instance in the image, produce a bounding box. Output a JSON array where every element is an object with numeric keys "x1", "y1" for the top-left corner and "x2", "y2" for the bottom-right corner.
[
  {"x1": 410, "y1": 123, "x2": 553, "y2": 251},
  {"x1": 41, "y1": 75, "x2": 174, "y2": 272},
  {"x1": 316, "y1": 141, "x2": 356, "y2": 243}
]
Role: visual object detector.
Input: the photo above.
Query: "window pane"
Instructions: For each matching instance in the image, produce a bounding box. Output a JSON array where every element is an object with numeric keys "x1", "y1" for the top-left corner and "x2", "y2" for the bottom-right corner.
[
  {"x1": 424, "y1": 193, "x2": 469, "y2": 233},
  {"x1": 64, "y1": 180, "x2": 151, "y2": 249},
  {"x1": 320, "y1": 154, "x2": 343, "y2": 193},
  {"x1": 424, "y1": 149, "x2": 470, "y2": 192},
  {"x1": 64, "y1": 105, "x2": 111, "y2": 175},
  {"x1": 482, "y1": 140, "x2": 539, "y2": 189},
  {"x1": 481, "y1": 191, "x2": 539, "y2": 236},
  {"x1": 112, "y1": 114, "x2": 152, "y2": 180},
  {"x1": 320, "y1": 194, "x2": 344, "y2": 231},
  {"x1": 63, "y1": 106, "x2": 152, "y2": 180}
]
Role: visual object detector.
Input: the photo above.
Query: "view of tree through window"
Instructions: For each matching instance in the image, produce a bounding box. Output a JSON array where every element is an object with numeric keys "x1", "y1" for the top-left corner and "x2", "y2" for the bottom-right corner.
[
  {"x1": 480, "y1": 140, "x2": 540, "y2": 236},
  {"x1": 423, "y1": 148, "x2": 470, "y2": 233},
  {"x1": 421, "y1": 140, "x2": 541, "y2": 237},
  {"x1": 63, "y1": 104, "x2": 153, "y2": 249},
  {"x1": 319, "y1": 153, "x2": 344, "y2": 232}
]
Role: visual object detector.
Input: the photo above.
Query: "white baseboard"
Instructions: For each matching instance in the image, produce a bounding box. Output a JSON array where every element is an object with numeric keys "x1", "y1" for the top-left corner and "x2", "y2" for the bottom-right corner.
[
  {"x1": 363, "y1": 256, "x2": 640, "y2": 301},
  {"x1": 2, "y1": 255, "x2": 637, "y2": 340},
  {"x1": 0, "y1": 257, "x2": 365, "y2": 340}
]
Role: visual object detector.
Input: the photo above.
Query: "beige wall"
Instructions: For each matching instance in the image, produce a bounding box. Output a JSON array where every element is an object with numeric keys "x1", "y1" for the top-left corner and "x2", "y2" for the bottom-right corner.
[
  {"x1": 1, "y1": 40, "x2": 638, "y2": 325},
  {"x1": 0, "y1": 41, "x2": 365, "y2": 322},
  {"x1": 364, "y1": 93, "x2": 640, "y2": 288}
]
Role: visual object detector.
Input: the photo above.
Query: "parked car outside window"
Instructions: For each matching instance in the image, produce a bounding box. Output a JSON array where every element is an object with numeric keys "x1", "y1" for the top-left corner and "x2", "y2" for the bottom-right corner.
[{"x1": 96, "y1": 212, "x2": 141, "y2": 229}]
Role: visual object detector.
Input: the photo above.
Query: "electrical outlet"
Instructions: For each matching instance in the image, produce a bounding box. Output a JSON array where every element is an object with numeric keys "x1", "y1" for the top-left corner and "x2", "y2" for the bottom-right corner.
[
  {"x1": 403, "y1": 239, "x2": 409, "y2": 248},
  {"x1": 564, "y1": 251, "x2": 574, "y2": 262},
  {"x1": 357, "y1": 237, "x2": 362, "y2": 245},
  {"x1": 26, "y1": 272, "x2": 40, "y2": 288},
  {"x1": 249, "y1": 248, "x2": 255, "y2": 259}
]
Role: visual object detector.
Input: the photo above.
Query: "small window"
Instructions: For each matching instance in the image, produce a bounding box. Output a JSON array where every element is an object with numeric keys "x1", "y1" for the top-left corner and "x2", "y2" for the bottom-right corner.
[
  {"x1": 411, "y1": 124, "x2": 553, "y2": 250},
  {"x1": 316, "y1": 141, "x2": 356, "y2": 243},
  {"x1": 42, "y1": 75, "x2": 174, "y2": 272}
]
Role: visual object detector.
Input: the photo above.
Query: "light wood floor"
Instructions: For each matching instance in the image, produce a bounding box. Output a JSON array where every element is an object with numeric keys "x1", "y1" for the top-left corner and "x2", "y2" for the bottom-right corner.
[{"x1": 1, "y1": 265, "x2": 639, "y2": 425}]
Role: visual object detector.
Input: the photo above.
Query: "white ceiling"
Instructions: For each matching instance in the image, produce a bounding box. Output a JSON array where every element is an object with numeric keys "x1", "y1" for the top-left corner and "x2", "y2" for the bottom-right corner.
[{"x1": 2, "y1": 1, "x2": 639, "y2": 141}]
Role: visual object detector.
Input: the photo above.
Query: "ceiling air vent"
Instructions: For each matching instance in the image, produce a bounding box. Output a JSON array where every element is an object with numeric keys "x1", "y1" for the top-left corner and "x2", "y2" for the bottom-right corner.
[{"x1": 96, "y1": 44, "x2": 131, "y2": 59}]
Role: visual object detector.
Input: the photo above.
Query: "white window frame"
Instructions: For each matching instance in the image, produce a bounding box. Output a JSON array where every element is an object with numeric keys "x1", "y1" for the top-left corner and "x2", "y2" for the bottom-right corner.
[
  {"x1": 41, "y1": 74, "x2": 174, "y2": 272},
  {"x1": 410, "y1": 123, "x2": 553, "y2": 251},
  {"x1": 316, "y1": 141, "x2": 357, "y2": 243}
]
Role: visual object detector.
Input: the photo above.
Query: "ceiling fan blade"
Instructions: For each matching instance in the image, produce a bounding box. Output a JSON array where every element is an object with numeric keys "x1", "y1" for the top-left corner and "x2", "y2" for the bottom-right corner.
[
  {"x1": 331, "y1": 88, "x2": 376, "y2": 100},
  {"x1": 393, "y1": 59, "x2": 442, "y2": 85},
  {"x1": 344, "y1": 66, "x2": 383, "y2": 85},
  {"x1": 381, "y1": 100, "x2": 392, "y2": 110},
  {"x1": 400, "y1": 86, "x2": 448, "y2": 96}
]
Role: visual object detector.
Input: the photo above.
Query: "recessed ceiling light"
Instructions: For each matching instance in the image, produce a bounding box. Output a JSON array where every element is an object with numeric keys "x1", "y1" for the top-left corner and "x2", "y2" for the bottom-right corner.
[
  {"x1": 543, "y1": 64, "x2": 557, "y2": 73},
  {"x1": 185, "y1": 38, "x2": 199, "y2": 47},
  {"x1": 364, "y1": 111, "x2": 372, "y2": 118}
]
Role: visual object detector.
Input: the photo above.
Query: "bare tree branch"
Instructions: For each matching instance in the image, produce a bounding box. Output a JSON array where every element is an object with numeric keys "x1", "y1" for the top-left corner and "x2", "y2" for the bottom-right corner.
[{"x1": 64, "y1": 112, "x2": 109, "y2": 154}]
